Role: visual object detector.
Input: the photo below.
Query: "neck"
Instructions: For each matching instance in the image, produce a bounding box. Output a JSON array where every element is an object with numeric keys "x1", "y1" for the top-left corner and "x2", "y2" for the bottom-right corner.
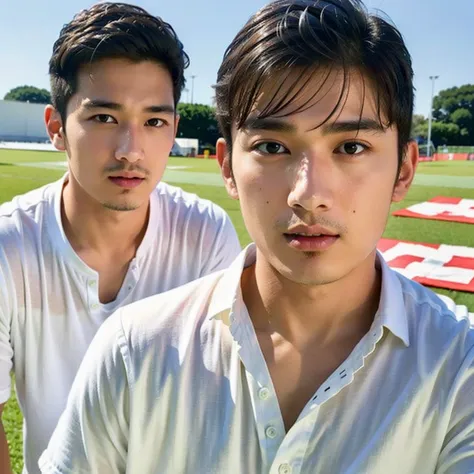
[
  {"x1": 61, "y1": 176, "x2": 149, "y2": 256},
  {"x1": 242, "y1": 249, "x2": 381, "y2": 350}
]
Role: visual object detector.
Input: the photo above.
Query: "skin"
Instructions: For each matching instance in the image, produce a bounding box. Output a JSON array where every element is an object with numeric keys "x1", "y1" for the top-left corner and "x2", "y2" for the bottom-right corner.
[
  {"x1": 44, "y1": 58, "x2": 179, "y2": 302},
  {"x1": 217, "y1": 69, "x2": 418, "y2": 429},
  {"x1": 46, "y1": 57, "x2": 178, "y2": 214}
]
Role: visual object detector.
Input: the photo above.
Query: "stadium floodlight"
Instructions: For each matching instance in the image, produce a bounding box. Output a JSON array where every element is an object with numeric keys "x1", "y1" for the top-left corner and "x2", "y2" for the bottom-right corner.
[
  {"x1": 427, "y1": 75, "x2": 439, "y2": 158},
  {"x1": 191, "y1": 75, "x2": 197, "y2": 104}
]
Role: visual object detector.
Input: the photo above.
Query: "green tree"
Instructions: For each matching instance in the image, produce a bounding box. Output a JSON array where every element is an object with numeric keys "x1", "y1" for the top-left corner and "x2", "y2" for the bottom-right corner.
[
  {"x1": 412, "y1": 121, "x2": 461, "y2": 149},
  {"x1": 430, "y1": 122, "x2": 462, "y2": 146},
  {"x1": 176, "y1": 103, "x2": 220, "y2": 151},
  {"x1": 411, "y1": 114, "x2": 427, "y2": 138},
  {"x1": 4, "y1": 85, "x2": 51, "y2": 104},
  {"x1": 432, "y1": 84, "x2": 474, "y2": 145},
  {"x1": 450, "y1": 108, "x2": 472, "y2": 143}
]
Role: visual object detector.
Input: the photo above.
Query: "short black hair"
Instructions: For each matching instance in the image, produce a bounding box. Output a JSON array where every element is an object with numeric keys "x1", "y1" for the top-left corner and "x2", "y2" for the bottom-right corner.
[
  {"x1": 49, "y1": 2, "x2": 189, "y2": 122},
  {"x1": 215, "y1": 0, "x2": 414, "y2": 171}
]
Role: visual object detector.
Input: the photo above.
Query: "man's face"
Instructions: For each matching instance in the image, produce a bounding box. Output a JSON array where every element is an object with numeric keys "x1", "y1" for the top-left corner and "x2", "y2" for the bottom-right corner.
[
  {"x1": 49, "y1": 58, "x2": 178, "y2": 212},
  {"x1": 219, "y1": 70, "x2": 417, "y2": 286}
]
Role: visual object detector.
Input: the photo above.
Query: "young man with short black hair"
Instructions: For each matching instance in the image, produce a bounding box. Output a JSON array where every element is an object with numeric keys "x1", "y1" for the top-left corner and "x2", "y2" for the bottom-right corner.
[
  {"x1": 0, "y1": 4, "x2": 240, "y2": 473},
  {"x1": 40, "y1": 1, "x2": 474, "y2": 472}
]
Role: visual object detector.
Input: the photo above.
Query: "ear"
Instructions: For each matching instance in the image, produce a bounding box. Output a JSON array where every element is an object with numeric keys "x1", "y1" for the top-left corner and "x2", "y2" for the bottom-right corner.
[
  {"x1": 216, "y1": 138, "x2": 238, "y2": 200},
  {"x1": 44, "y1": 105, "x2": 66, "y2": 152},
  {"x1": 392, "y1": 140, "x2": 418, "y2": 203}
]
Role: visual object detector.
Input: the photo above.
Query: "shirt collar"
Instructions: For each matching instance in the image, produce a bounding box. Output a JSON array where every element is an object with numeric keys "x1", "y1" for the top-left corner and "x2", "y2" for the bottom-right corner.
[
  {"x1": 207, "y1": 243, "x2": 410, "y2": 347},
  {"x1": 49, "y1": 173, "x2": 96, "y2": 275},
  {"x1": 207, "y1": 243, "x2": 256, "y2": 323},
  {"x1": 375, "y1": 250, "x2": 410, "y2": 346}
]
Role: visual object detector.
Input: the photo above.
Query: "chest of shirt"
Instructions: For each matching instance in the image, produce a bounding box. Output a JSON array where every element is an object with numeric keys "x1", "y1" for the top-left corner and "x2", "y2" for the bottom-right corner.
[
  {"x1": 7, "y1": 233, "x2": 205, "y2": 322},
  {"x1": 123, "y1": 328, "x2": 447, "y2": 474},
  {"x1": 6, "y1": 238, "x2": 205, "y2": 417}
]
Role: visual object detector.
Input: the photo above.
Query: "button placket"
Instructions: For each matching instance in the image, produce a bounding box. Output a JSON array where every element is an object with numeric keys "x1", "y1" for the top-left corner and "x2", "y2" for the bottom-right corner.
[
  {"x1": 278, "y1": 463, "x2": 292, "y2": 474},
  {"x1": 123, "y1": 264, "x2": 140, "y2": 295},
  {"x1": 259, "y1": 387, "x2": 270, "y2": 400},
  {"x1": 244, "y1": 372, "x2": 284, "y2": 467},
  {"x1": 86, "y1": 277, "x2": 100, "y2": 311},
  {"x1": 265, "y1": 425, "x2": 278, "y2": 439},
  {"x1": 234, "y1": 300, "x2": 285, "y2": 467}
]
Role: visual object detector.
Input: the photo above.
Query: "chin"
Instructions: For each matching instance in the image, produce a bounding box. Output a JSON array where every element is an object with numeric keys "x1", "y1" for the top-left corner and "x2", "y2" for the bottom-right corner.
[
  {"x1": 279, "y1": 256, "x2": 348, "y2": 285},
  {"x1": 288, "y1": 272, "x2": 342, "y2": 287},
  {"x1": 102, "y1": 201, "x2": 141, "y2": 212}
]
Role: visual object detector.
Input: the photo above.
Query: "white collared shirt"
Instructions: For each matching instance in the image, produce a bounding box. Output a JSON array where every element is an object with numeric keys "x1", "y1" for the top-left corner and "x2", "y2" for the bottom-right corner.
[
  {"x1": 40, "y1": 244, "x2": 474, "y2": 474},
  {"x1": 0, "y1": 175, "x2": 241, "y2": 474}
]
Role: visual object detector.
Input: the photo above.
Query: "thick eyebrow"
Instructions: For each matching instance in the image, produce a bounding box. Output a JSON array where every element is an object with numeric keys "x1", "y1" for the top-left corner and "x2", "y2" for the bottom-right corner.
[
  {"x1": 242, "y1": 117, "x2": 297, "y2": 134},
  {"x1": 81, "y1": 99, "x2": 175, "y2": 114},
  {"x1": 241, "y1": 117, "x2": 385, "y2": 135},
  {"x1": 321, "y1": 119, "x2": 386, "y2": 135}
]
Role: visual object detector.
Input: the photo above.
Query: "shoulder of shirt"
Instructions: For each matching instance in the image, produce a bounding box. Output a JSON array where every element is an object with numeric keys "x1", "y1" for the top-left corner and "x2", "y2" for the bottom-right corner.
[
  {"x1": 396, "y1": 270, "x2": 468, "y2": 321},
  {"x1": 394, "y1": 269, "x2": 474, "y2": 349},
  {"x1": 0, "y1": 180, "x2": 57, "y2": 242},
  {"x1": 153, "y1": 181, "x2": 229, "y2": 221},
  {"x1": 117, "y1": 268, "x2": 226, "y2": 346}
]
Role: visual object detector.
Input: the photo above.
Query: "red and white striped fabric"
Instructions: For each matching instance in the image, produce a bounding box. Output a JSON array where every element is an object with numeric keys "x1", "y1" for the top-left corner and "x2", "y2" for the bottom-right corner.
[
  {"x1": 393, "y1": 196, "x2": 474, "y2": 224},
  {"x1": 377, "y1": 238, "x2": 474, "y2": 292}
]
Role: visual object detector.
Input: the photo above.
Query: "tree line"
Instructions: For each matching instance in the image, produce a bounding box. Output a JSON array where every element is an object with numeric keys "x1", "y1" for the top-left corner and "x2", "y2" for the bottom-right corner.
[{"x1": 412, "y1": 84, "x2": 474, "y2": 147}]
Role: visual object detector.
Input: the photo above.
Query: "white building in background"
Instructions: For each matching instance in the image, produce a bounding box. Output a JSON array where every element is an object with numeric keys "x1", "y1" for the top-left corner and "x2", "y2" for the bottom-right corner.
[
  {"x1": 0, "y1": 100, "x2": 199, "y2": 156},
  {"x1": 0, "y1": 100, "x2": 49, "y2": 142},
  {"x1": 171, "y1": 138, "x2": 199, "y2": 156}
]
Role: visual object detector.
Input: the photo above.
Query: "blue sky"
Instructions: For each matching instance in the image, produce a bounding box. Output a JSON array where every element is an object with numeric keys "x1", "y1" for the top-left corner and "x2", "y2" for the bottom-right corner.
[{"x1": 0, "y1": 0, "x2": 472, "y2": 117}]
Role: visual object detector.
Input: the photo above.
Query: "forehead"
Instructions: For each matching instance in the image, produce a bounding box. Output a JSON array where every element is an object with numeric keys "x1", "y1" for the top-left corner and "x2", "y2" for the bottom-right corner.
[
  {"x1": 74, "y1": 58, "x2": 173, "y2": 102},
  {"x1": 240, "y1": 67, "x2": 385, "y2": 131}
]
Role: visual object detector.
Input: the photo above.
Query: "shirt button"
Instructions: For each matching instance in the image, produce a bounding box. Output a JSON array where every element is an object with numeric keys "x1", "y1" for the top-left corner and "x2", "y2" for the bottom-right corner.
[
  {"x1": 91, "y1": 303, "x2": 99, "y2": 310},
  {"x1": 265, "y1": 426, "x2": 277, "y2": 439},
  {"x1": 258, "y1": 387, "x2": 270, "y2": 400},
  {"x1": 88, "y1": 280, "x2": 96, "y2": 287},
  {"x1": 278, "y1": 464, "x2": 292, "y2": 474}
]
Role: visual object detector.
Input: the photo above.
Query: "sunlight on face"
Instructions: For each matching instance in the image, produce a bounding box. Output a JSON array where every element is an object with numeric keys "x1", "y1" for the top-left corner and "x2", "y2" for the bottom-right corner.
[
  {"x1": 61, "y1": 58, "x2": 178, "y2": 213},
  {"x1": 226, "y1": 69, "x2": 415, "y2": 286}
]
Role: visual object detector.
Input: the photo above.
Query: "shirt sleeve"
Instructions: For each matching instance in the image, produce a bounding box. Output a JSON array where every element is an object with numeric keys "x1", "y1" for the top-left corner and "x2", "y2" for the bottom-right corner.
[
  {"x1": 38, "y1": 310, "x2": 130, "y2": 474},
  {"x1": 436, "y1": 294, "x2": 473, "y2": 325},
  {"x1": 0, "y1": 247, "x2": 13, "y2": 405},
  {"x1": 436, "y1": 344, "x2": 474, "y2": 473},
  {"x1": 199, "y1": 207, "x2": 242, "y2": 277}
]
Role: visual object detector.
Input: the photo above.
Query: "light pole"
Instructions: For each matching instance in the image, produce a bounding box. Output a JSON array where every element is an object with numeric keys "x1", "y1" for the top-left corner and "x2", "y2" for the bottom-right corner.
[
  {"x1": 183, "y1": 88, "x2": 189, "y2": 103},
  {"x1": 427, "y1": 75, "x2": 439, "y2": 157},
  {"x1": 190, "y1": 75, "x2": 197, "y2": 104}
]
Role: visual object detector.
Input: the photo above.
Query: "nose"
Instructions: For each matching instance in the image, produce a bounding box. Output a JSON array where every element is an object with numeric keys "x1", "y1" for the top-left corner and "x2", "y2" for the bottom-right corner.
[
  {"x1": 114, "y1": 124, "x2": 145, "y2": 163},
  {"x1": 287, "y1": 154, "x2": 335, "y2": 213}
]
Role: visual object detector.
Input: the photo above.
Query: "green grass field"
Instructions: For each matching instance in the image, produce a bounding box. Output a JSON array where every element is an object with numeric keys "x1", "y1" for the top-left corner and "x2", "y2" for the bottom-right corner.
[{"x1": 1, "y1": 148, "x2": 474, "y2": 472}]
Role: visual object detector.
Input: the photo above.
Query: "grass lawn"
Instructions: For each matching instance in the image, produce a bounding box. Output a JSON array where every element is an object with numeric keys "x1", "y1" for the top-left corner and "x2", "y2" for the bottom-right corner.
[
  {"x1": 0, "y1": 148, "x2": 473, "y2": 472},
  {"x1": 415, "y1": 161, "x2": 474, "y2": 176}
]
